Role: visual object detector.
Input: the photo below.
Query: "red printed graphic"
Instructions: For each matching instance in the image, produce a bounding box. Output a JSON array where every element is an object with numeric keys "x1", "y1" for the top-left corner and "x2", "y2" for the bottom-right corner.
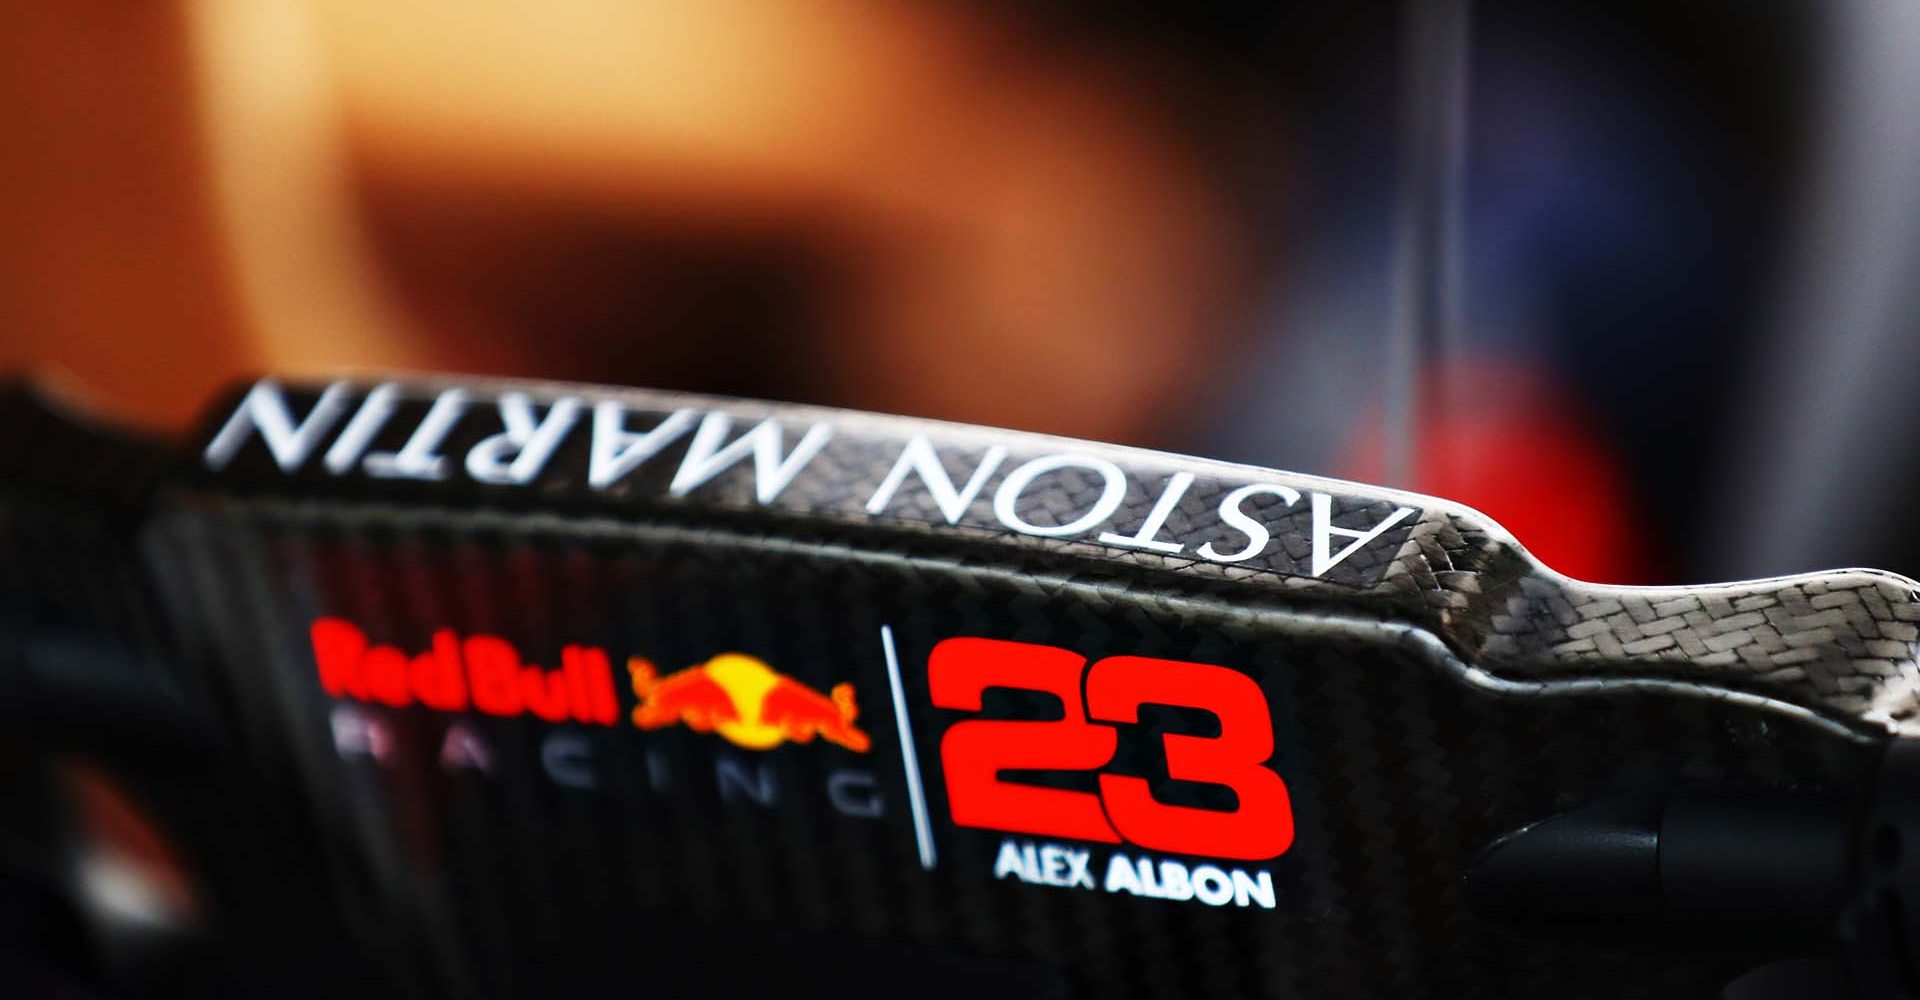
[
  {"x1": 929, "y1": 637, "x2": 1294, "y2": 862},
  {"x1": 310, "y1": 618, "x2": 620, "y2": 725},
  {"x1": 629, "y1": 653, "x2": 870, "y2": 752}
]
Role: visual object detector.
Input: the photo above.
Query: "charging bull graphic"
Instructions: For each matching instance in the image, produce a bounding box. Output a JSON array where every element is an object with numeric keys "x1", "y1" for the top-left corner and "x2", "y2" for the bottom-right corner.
[{"x1": 628, "y1": 653, "x2": 871, "y2": 752}]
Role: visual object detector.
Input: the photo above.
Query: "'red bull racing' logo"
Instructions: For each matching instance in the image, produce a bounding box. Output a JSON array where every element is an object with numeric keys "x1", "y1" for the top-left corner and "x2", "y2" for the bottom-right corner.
[
  {"x1": 628, "y1": 654, "x2": 870, "y2": 752},
  {"x1": 309, "y1": 618, "x2": 867, "y2": 752},
  {"x1": 311, "y1": 618, "x2": 1281, "y2": 908}
]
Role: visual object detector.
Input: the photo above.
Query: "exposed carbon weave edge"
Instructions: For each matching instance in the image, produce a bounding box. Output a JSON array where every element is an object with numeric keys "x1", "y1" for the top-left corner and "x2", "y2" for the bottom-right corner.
[{"x1": 189, "y1": 376, "x2": 1920, "y2": 736}]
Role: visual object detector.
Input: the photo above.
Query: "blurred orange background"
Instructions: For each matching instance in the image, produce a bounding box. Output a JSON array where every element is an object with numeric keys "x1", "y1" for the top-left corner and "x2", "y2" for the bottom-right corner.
[
  {"x1": 0, "y1": 1, "x2": 1250, "y2": 445},
  {"x1": 9, "y1": 1, "x2": 1910, "y2": 586}
]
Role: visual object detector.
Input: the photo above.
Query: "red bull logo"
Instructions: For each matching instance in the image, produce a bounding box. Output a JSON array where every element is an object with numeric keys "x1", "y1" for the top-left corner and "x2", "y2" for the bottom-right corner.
[
  {"x1": 308, "y1": 619, "x2": 868, "y2": 752},
  {"x1": 628, "y1": 653, "x2": 870, "y2": 752},
  {"x1": 311, "y1": 618, "x2": 620, "y2": 724}
]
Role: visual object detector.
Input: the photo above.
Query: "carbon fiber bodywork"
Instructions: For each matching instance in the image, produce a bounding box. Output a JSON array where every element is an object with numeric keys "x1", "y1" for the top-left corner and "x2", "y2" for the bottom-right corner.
[
  {"x1": 10, "y1": 377, "x2": 1918, "y2": 998},
  {"x1": 186, "y1": 379, "x2": 1920, "y2": 737}
]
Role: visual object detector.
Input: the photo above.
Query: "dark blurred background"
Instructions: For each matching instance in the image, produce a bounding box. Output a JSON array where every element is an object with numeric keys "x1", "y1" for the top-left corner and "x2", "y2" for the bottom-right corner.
[{"x1": 6, "y1": 0, "x2": 1920, "y2": 586}]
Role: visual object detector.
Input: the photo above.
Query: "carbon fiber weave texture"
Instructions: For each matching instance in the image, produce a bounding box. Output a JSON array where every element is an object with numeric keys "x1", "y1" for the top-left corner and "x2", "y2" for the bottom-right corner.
[
  {"x1": 189, "y1": 379, "x2": 1920, "y2": 737},
  {"x1": 140, "y1": 495, "x2": 1875, "y2": 1000}
]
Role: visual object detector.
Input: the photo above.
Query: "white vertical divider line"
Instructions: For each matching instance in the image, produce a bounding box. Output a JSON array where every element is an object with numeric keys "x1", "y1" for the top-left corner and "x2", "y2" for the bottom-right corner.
[{"x1": 881, "y1": 624, "x2": 937, "y2": 870}]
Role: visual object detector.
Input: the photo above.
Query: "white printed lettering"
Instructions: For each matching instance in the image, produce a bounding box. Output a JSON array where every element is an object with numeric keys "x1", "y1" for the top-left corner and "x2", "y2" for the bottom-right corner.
[
  {"x1": 203, "y1": 380, "x2": 352, "y2": 472},
  {"x1": 587, "y1": 403, "x2": 696, "y2": 489},
  {"x1": 992, "y1": 454, "x2": 1127, "y2": 538},
  {"x1": 669, "y1": 413, "x2": 834, "y2": 504},
  {"x1": 1310, "y1": 493, "x2": 1416, "y2": 577},
  {"x1": 865, "y1": 435, "x2": 1007, "y2": 523},
  {"x1": 1197, "y1": 483, "x2": 1302, "y2": 563},
  {"x1": 364, "y1": 389, "x2": 467, "y2": 480},
  {"x1": 466, "y1": 393, "x2": 582, "y2": 485},
  {"x1": 1099, "y1": 471, "x2": 1197, "y2": 553}
]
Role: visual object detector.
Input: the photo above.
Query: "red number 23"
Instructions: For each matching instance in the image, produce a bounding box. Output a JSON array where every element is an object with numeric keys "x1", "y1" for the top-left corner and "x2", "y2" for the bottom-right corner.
[{"x1": 928, "y1": 637, "x2": 1294, "y2": 861}]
